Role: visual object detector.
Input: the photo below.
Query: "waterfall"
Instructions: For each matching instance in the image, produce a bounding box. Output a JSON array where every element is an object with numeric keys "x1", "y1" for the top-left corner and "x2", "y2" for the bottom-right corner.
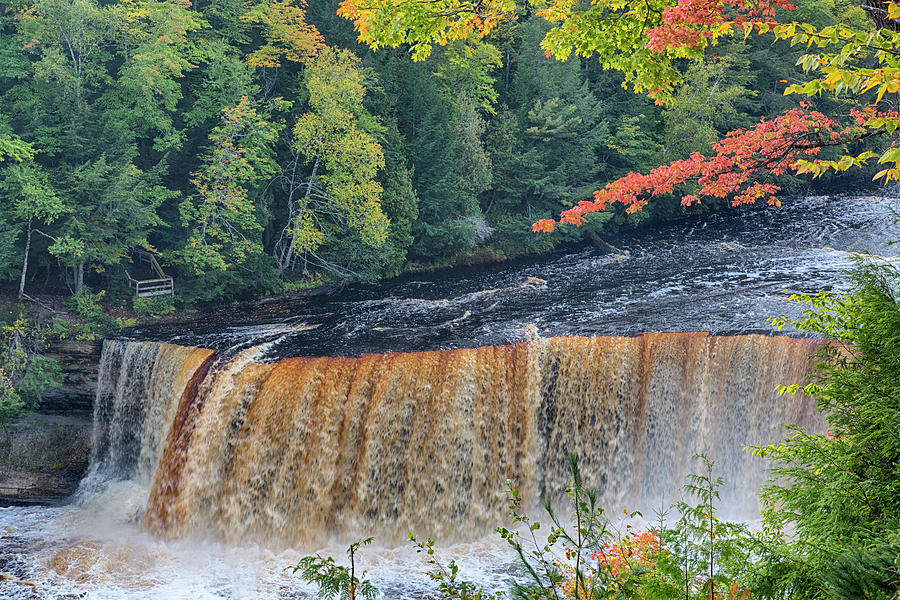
[
  {"x1": 79, "y1": 341, "x2": 215, "y2": 496},
  {"x1": 82, "y1": 333, "x2": 821, "y2": 549}
]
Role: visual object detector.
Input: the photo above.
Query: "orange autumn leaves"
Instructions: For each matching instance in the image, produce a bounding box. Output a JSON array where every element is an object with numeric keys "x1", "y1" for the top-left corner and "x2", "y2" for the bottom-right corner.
[
  {"x1": 533, "y1": 105, "x2": 843, "y2": 232},
  {"x1": 533, "y1": 3, "x2": 900, "y2": 233},
  {"x1": 590, "y1": 530, "x2": 663, "y2": 578},
  {"x1": 334, "y1": 0, "x2": 900, "y2": 234},
  {"x1": 559, "y1": 529, "x2": 664, "y2": 599},
  {"x1": 644, "y1": 0, "x2": 795, "y2": 54},
  {"x1": 242, "y1": 0, "x2": 324, "y2": 68}
]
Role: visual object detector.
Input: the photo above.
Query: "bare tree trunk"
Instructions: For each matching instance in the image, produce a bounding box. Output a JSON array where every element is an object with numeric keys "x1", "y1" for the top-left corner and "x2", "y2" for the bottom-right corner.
[
  {"x1": 278, "y1": 154, "x2": 321, "y2": 272},
  {"x1": 18, "y1": 218, "x2": 32, "y2": 301},
  {"x1": 861, "y1": 0, "x2": 900, "y2": 30},
  {"x1": 75, "y1": 261, "x2": 84, "y2": 295}
]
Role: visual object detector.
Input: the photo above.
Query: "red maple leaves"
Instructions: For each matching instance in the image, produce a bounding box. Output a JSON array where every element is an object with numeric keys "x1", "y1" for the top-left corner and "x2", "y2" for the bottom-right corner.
[
  {"x1": 646, "y1": 0, "x2": 796, "y2": 53},
  {"x1": 533, "y1": 105, "x2": 843, "y2": 233}
]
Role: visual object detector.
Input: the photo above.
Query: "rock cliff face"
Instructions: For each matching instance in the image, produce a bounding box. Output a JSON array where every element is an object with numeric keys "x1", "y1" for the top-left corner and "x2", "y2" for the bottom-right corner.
[
  {"x1": 40, "y1": 340, "x2": 102, "y2": 415},
  {"x1": 0, "y1": 341, "x2": 100, "y2": 502},
  {"x1": 0, "y1": 414, "x2": 91, "y2": 500}
]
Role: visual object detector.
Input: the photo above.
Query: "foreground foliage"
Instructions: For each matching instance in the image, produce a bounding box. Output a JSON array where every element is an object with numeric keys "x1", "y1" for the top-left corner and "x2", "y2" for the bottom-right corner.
[
  {"x1": 0, "y1": 313, "x2": 62, "y2": 424},
  {"x1": 289, "y1": 537, "x2": 378, "y2": 600},
  {"x1": 338, "y1": 0, "x2": 900, "y2": 233},
  {"x1": 752, "y1": 260, "x2": 900, "y2": 599},
  {"x1": 296, "y1": 454, "x2": 752, "y2": 600}
]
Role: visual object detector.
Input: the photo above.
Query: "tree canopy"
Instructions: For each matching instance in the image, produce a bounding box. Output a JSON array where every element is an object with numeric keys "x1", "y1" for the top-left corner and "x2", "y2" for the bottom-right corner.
[
  {"x1": 338, "y1": 0, "x2": 900, "y2": 233},
  {"x1": 0, "y1": 0, "x2": 885, "y2": 302}
]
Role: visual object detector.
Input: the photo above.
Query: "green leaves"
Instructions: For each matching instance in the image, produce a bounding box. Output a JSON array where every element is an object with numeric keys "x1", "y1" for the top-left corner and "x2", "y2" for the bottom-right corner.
[
  {"x1": 178, "y1": 96, "x2": 282, "y2": 274},
  {"x1": 410, "y1": 533, "x2": 505, "y2": 599},
  {"x1": 336, "y1": 0, "x2": 516, "y2": 61},
  {"x1": 115, "y1": 0, "x2": 207, "y2": 152},
  {"x1": 0, "y1": 316, "x2": 63, "y2": 424},
  {"x1": 2, "y1": 162, "x2": 63, "y2": 224},
  {"x1": 241, "y1": 0, "x2": 323, "y2": 67},
  {"x1": 434, "y1": 40, "x2": 503, "y2": 115},
  {"x1": 288, "y1": 537, "x2": 378, "y2": 600},
  {"x1": 751, "y1": 261, "x2": 900, "y2": 598},
  {"x1": 0, "y1": 136, "x2": 33, "y2": 163},
  {"x1": 282, "y1": 48, "x2": 388, "y2": 262}
]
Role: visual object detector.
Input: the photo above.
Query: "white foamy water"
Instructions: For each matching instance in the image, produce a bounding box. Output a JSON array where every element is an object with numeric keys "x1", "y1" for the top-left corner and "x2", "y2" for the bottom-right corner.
[
  {"x1": 0, "y1": 498, "x2": 518, "y2": 599},
  {"x1": 1, "y1": 335, "x2": 819, "y2": 599}
]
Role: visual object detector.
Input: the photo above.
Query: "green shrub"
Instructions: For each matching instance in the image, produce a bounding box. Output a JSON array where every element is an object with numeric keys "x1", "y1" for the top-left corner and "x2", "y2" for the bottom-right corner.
[
  {"x1": 0, "y1": 318, "x2": 63, "y2": 424},
  {"x1": 132, "y1": 295, "x2": 175, "y2": 317},
  {"x1": 65, "y1": 288, "x2": 106, "y2": 324},
  {"x1": 63, "y1": 288, "x2": 121, "y2": 339},
  {"x1": 42, "y1": 317, "x2": 76, "y2": 341},
  {"x1": 751, "y1": 259, "x2": 900, "y2": 599},
  {"x1": 294, "y1": 455, "x2": 752, "y2": 600},
  {"x1": 0, "y1": 367, "x2": 27, "y2": 424},
  {"x1": 289, "y1": 538, "x2": 377, "y2": 600}
]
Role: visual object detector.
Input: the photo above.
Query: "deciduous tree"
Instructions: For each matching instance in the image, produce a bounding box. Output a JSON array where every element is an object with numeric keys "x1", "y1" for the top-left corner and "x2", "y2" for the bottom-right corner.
[
  {"x1": 274, "y1": 47, "x2": 389, "y2": 275},
  {"x1": 0, "y1": 163, "x2": 64, "y2": 300},
  {"x1": 241, "y1": 0, "x2": 323, "y2": 68},
  {"x1": 337, "y1": 0, "x2": 900, "y2": 234},
  {"x1": 179, "y1": 96, "x2": 283, "y2": 274}
]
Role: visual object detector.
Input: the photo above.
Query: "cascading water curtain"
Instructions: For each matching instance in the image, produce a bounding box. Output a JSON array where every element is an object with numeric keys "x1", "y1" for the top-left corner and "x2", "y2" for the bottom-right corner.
[{"x1": 84, "y1": 334, "x2": 821, "y2": 549}]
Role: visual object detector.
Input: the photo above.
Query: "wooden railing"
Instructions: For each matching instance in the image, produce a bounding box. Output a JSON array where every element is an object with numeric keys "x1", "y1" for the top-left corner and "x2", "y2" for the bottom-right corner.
[{"x1": 126, "y1": 251, "x2": 174, "y2": 298}]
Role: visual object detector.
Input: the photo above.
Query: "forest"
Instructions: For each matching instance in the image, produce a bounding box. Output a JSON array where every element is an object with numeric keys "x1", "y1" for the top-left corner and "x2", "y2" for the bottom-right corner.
[{"x1": 0, "y1": 0, "x2": 881, "y2": 308}]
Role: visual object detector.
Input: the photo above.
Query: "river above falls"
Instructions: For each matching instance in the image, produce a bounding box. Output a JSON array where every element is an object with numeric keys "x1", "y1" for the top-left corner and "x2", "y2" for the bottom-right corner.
[{"x1": 135, "y1": 194, "x2": 900, "y2": 357}]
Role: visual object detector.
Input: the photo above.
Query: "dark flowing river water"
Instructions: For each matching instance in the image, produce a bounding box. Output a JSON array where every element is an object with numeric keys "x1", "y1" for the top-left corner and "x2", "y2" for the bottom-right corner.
[
  {"x1": 1, "y1": 194, "x2": 899, "y2": 600},
  {"x1": 138, "y1": 194, "x2": 900, "y2": 357}
]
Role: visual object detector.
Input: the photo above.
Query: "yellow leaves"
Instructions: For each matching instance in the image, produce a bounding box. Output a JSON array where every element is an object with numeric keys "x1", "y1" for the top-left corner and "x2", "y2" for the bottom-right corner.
[
  {"x1": 538, "y1": 0, "x2": 578, "y2": 23},
  {"x1": 856, "y1": 150, "x2": 879, "y2": 162},
  {"x1": 246, "y1": 45, "x2": 281, "y2": 68},
  {"x1": 862, "y1": 72, "x2": 883, "y2": 94},
  {"x1": 872, "y1": 148, "x2": 900, "y2": 183},
  {"x1": 877, "y1": 146, "x2": 900, "y2": 167},
  {"x1": 876, "y1": 76, "x2": 900, "y2": 103},
  {"x1": 823, "y1": 70, "x2": 842, "y2": 86},
  {"x1": 867, "y1": 115, "x2": 900, "y2": 134},
  {"x1": 337, "y1": 0, "x2": 515, "y2": 60},
  {"x1": 285, "y1": 47, "x2": 389, "y2": 255},
  {"x1": 713, "y1": 21, "x2": 732, "y2": 36},
  {"x1": 796, "y1": 150, "x2": 882, "y2": 181},
  {"x1": 357, "y1": 199, "x2": 390, "y2": 248},
  {"x1": 887, "y1": 1, "x2": 900, "y2": 20},
  {"x1": 242, "y1": 0, "x2": 324, "y2": 67},
  {"x1": 289, "y1": 212, "x2": 326, "y2": 253},
  {"x1": 180, "y1": 97, "x2": 280, "y2": 274}
]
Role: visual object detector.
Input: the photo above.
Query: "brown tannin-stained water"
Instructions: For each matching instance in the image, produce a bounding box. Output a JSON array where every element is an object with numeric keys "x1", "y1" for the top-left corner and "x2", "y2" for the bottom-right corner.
[
  {"x1": 121, "y1": 334, "x2": 813, "y2": 549},
  {"x1": 1, "y1": 195, "x2": 898, "y2": 599},
  {"x1": 3, "y1": 334, "x2": 819, "y2": 599}
]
